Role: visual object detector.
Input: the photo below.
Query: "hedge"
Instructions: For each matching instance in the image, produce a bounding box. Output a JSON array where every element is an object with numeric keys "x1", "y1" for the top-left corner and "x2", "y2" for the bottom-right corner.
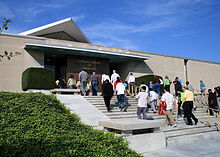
[
  {"x1": 135, "y1": 75, "x2": 163, "y2": 86},
  {"x1": 22, "y1": 67, "x2": 55, "y2": 91},
  {"x1": 0, "y1": 92, "x2": 141, "y2": 157}
]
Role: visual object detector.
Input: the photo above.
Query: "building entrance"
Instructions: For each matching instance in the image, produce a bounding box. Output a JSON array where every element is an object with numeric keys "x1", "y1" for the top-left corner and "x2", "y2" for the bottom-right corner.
[{"x1": 44, "y1": 53, "x2": 67, "y2": 81}]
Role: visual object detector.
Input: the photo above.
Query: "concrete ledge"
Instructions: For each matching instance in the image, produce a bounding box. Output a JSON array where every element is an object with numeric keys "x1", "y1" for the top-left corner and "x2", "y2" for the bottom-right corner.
[
  {"x1": 99, "y1": 118, "x2": 164, "y2": 134},
  {"x1": 50, "y1": 88, "x2": 80, "y2": 94},
  {"x1": 125, "y1": 132, "x2": 166, "y2": 154}
]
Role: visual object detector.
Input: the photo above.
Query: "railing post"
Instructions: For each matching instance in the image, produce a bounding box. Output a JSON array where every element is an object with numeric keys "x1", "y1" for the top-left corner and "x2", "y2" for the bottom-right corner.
[
  {"x1": 217, "y1": 112, "x2": 220, "y2": 131},
  {"x1": 201, "y1": 105, "x2": 204, "y2": 122},
  {"x1": 128, "y1": 84, "x2": 130, "y2": 96}
]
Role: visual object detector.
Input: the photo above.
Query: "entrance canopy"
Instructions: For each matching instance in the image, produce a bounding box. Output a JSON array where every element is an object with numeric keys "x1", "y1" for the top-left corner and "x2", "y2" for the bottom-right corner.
[{"x1": 24, "y1": 42, "x2": 150, "y2": 63}]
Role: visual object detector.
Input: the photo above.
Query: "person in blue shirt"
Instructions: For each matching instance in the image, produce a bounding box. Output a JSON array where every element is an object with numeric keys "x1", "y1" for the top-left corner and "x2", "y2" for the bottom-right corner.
[{"x1": 200, "y1": 80, "x2": 206, "y2": 96}]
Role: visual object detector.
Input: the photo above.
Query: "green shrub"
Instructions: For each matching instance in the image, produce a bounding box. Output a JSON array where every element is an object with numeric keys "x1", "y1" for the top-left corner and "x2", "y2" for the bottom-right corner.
[
  {"x1": 22, "y1": 67, "x2": 55, "y2": 91},
  {"x1": 0, "y1": 92, "x2": 141, "y2": 157},
  {"x1": 135, "y1": 75, "x2": 163, "y2": 86}
]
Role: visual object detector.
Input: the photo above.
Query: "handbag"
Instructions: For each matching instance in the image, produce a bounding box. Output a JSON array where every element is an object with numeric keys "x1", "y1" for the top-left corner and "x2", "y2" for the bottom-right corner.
[{"x1": 158, "y1": 101, "x2": 167, "y2": 115}]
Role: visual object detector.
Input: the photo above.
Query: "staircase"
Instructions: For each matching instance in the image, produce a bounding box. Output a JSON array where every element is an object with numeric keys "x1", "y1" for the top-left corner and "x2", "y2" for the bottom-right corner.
[{"x1": 84, "y1": 95, "x2": 220, "y2": 145}]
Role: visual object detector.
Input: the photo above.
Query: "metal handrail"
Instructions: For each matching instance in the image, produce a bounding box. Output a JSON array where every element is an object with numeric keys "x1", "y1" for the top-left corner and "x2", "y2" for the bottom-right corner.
[
  {"x1": 128, "y1": 84, "x2": 140, "y2": 96},
  {"x1": 200, "y1": 105, "x2": 220, "y2": 130}
]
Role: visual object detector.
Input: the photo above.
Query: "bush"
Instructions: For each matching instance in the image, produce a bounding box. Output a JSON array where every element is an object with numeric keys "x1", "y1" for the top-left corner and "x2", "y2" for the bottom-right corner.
[
  {"x1": 0, "y1": 92, "x2": 141, "y2": 157},
  {"x1": 22, "y1": 67, "x2": 55, "y2": 91},
  {"x1": 135, "y1": 75, "x2": 163, "y2": 86}
]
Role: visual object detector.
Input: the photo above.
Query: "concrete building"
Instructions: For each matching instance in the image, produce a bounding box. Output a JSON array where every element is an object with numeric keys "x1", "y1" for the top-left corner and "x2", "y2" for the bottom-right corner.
[{"x1": 0, "y1": 18, "x2": 219, "y2": 92}]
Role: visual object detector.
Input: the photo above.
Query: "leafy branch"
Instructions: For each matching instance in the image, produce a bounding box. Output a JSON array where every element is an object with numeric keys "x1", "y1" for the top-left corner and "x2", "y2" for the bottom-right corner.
[
  {"x1": 0, "y1": 18, "x2": 21, "y2": 61},
  {"x1": 0, "y1": 51, "x2": 21, "y2": 62},
  {"x1": 0, "y1": 18, "x2": 12, "y2": 33}
]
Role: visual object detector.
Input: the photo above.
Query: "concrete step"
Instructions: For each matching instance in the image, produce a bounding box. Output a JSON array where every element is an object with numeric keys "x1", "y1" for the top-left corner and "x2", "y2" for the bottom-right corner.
[
  {"x1": 165, "y1": 126, "x2": 217, "y2": 138},
  {"x1": 106, "y1": 112, "x2": 208, "y2": 117},
  {"x1": 167, "y1": 130, "x2": 219, "y2": 145},
  {"x1": 109, "y1": 115, "x2": 211, "y2": 120}
]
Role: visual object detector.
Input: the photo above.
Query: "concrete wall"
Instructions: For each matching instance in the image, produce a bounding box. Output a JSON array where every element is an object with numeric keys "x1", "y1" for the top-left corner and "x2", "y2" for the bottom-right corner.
[
  {"x1": 118, "y1": 54, "x2": 186, "y2": 93},
  {"x1": 0, "y1": 33, "x2": 219, "y2": 92},
  {"x1": 0, "y1": 34, "x2": 44, "y2": 91},
  {"x1": 187, "y1": 60, "x2": 220, "y2": 91}
]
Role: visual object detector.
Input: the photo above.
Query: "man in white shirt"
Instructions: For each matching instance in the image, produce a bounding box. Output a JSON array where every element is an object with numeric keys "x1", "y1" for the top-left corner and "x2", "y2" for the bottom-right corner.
[
  {"x1": 127, "y1": 73, "x2": 135, "y2": 95},
  {"x1": 149, "y1": 89, "x2": 158, "y2": 113},
  {"x1": 161, "y1": 87, "x2": 177, "y2": 127},
  {"x1": 116, "y1": 82, "x2": 126, "y2": 112},
  {"x1": 111, "y1": 70, "x2": 120, "y2": 84},
  {"x1": 136, "y1": 86, "x2": 148, "y2": 119},
  {"x1": 101, "y1": 73, "x2": 110, "y2": 84},
  {"x1": 139, "y1": 82, "x2": 149, "y2": 93}
]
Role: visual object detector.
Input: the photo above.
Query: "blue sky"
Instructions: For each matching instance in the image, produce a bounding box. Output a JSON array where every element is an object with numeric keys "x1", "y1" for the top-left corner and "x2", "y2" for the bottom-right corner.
[{"x1": 1, "y1": 0, "x2": 220, "y2": 63}]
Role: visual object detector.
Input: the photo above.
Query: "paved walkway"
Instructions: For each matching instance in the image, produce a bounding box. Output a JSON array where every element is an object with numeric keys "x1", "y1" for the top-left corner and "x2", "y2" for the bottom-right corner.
[{"x1": 143, "y1": 137, "x2": 220, "y2": 157}]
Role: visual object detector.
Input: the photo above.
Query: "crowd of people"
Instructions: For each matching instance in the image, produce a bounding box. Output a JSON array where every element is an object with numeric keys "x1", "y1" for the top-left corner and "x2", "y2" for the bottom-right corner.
[{"x1": 55, "y1": 69, "x2": 220, "y2": 127}]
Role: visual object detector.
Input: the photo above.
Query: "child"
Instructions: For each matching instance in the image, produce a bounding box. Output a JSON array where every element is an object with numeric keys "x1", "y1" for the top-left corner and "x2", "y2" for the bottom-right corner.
[
  {"x1": 149, "y1": 81, "x2": 154, "y2": 91},
  {"x1": 177, "y1": 97, "x2": 182, "y2": 117},
  {"x1": 124, "y1": 81, "x2": 130, "y2": 96},
  {"x1": 136, "y1": 86, "x2": 148, "y2": 119},
  {"x1": 149, "y1": 89, "x2": 158, "y2": 113}
]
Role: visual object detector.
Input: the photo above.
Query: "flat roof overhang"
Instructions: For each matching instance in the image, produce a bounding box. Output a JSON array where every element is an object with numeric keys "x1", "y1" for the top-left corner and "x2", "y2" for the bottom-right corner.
[{"x1": 24, "y1": 42, "x2": 150, "y2": 63}]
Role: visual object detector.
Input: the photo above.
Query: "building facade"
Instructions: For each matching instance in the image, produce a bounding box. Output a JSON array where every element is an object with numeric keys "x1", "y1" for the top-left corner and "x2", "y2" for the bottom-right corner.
[{"x1": 0, "y1": 18, "x2": 219, "y2": 92}]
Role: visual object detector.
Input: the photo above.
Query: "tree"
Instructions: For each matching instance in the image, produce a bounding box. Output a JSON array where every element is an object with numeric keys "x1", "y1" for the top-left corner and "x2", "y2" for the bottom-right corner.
[
  {"x1": 0, "y1": 18, "x2": 12, "y2": 32},
  {"x1": 0, "y1": 18, "x2": 21, "y2": 61}
]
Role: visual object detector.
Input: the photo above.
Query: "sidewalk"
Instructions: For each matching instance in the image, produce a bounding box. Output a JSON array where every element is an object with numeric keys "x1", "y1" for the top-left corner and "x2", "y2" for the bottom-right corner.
[{"x1": 143, "y1": 136, "x2": 220, "y2": 157}]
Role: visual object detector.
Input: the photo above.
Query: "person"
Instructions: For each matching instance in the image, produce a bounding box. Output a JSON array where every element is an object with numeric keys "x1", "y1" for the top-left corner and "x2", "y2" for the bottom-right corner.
[
  {"x1": 182, "y1": 87, "x2": 198, "y2": 125},
  {"x1": 208, "y1": 89, "x2": 218, "y2": 116},
  {"x1": 161, "y1": 87, "x2": 177, "y2": 127},
  {"x1": 55, "y1": 79, "x2": 59, "y2": 88},
  {"x1": 200, "y1": 80, "x2": 206, "y2": 96},
  {"x1": 91, "y1": 72, "x2": 99, "y2": 96},
  {"x1": 111, "y1": 70, "x2": 120, "y2": 85},
  {"x1": 102, "y1": 79, "x2": 113, "y2": 112},
  {"x1": 173, "y1": 80, "x2": 182, "y2": 97},
  {"x1": 76, "y1": 81, "x2": 81, "y2": 89},
  {"x1": 149, "y1": 81, "x2": 154, "y2": 91},
  {"x1": 139, "y1": 81, "x2": 149, "y2": 93},
  {"x1": 177, "y1": 97, "x2": 182, "y2": 117},
  {"x1": 149, "y1": 89, "x2": 158, "y2": 113},
  {"x1": 79, "y1": 68, "x2": 88, "y2": 96},
  {"x1": 215, "y1": 86, "x2": 220, "y2": 108},
  {"x1": 58, "y1": 77, "x2": 66, "y2": 89},
  {"x1": 176, "y1": 77, "x2": 182, "y2": 85},
  {"x1": 101, "y1": 73, "x2": 110, "y2": 84},
  {"x1": 153, "y1": 76, "x2": 161, "y2": 96},
  {"x1": 164, "y1": 76, "x2": 171, "y2": 92},
  {"x1": 114, "y1": 77, "x2": 123, "y2": 91},
  {"x1": 116, "y1": 81, "x2": 126, "y2": 112},
  {"x1": 124, "y1": 81, "x2": 130, "y2": 96},
  {"x1": 127, "y1": 73, "x2": 135, "y2": 95},
  {"x1": 85, "y1": 82, "x2": 91, "y2": 96},
  {"x1": 136, "y1": 86, "x2": 148, "y2": 119},
  {"x1": 102, "y1": 79, "x2": 114, "y2": 112},
  {"x1": 67, "y1": 75, "x2": 76, "y2": 89},
  {"x1": 185, "y1": 81, "x2": 194, "y2": 93}
]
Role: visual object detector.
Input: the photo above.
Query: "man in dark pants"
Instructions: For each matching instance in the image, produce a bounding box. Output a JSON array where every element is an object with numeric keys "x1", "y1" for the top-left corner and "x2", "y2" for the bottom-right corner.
[
  {"x1": 102, "y1": 79, "x2": 114, "y2": 112},
  {"x1": 208, "y1": 89, "x2": 218, "y2": 116},
  {"x1": 91, "y1": 71, "x2": 99, "y2": 96},
  {"x1": 182, "y1": 87, "x2": 198, "y2": 125}
]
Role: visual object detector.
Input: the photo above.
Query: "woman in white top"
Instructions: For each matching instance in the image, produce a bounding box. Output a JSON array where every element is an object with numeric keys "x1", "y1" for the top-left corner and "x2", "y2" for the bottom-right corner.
[{"x1": 67, "y1": 75, "x2": 76, "y2": 89}]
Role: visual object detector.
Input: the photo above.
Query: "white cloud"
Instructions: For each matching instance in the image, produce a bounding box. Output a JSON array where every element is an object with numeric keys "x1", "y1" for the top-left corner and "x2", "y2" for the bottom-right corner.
[
  {"x1": 71, "y1": 15, "x2": 85, "y2": 22},
  {"x1": 84, "y1": 20, "x2": 141, "y2": 50},
  {"x1": 172, "y1": 31, "x2": 199, "y2": 37}
]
